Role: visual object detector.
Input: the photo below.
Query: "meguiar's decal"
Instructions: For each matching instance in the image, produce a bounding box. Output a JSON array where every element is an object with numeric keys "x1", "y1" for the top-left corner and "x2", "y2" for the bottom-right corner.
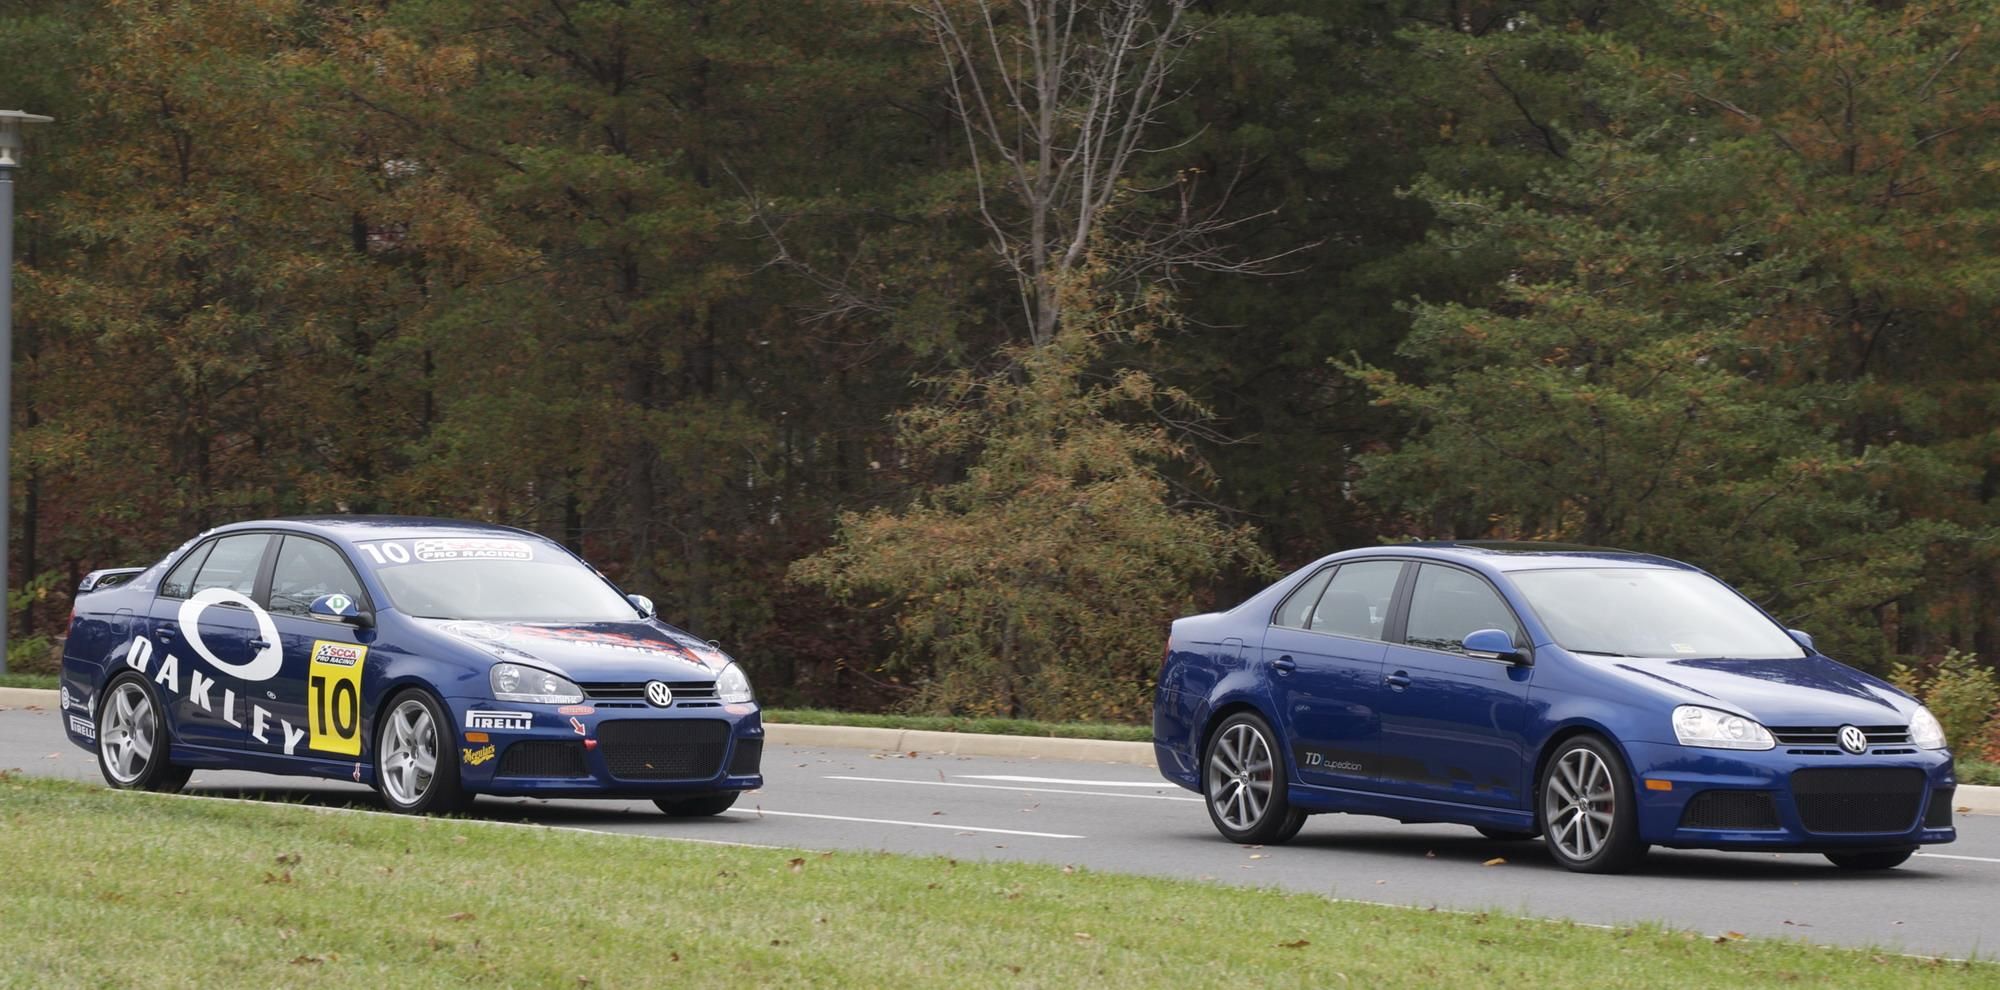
[
  {"x1": 307, "y1": 640, "x2": 367, "y2": 756},
  {"x1": 462, "y1": 744, "x2": 496, "y2": 766}
]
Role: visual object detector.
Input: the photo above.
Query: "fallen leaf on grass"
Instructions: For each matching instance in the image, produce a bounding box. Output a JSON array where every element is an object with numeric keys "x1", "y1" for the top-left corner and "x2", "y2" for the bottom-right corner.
[
  {"x1": 1714, "y1": 931, "x2": 1745, "y2": 943},
  {"x1": 787, "y1": 858, "x2": 806, "y2": 873},
  {"x1": 290, "y1": 955, "x2": 330, "y2": 966},
  {"x1": 262, "y1": 871, "x2": 293, "y2": 885},
  {"x1": 1074, "y1": 932, "x2": 1093, "y2": 942},
  {"x1": 669, "y1": 952, "x2": 681, "y2": 963},
  {"x1": 275, "y1": 852, "x2": 301, "y2": 865},
  {"x1": 1277, "y1": 940, "x2": 1309, "y2": 949},
  {"x1": 1481, "y1": 858, "x2": 1507, "y2": 867},
  {"x1": 448, "y1": 912, "x2": 476, "y2": 922}
]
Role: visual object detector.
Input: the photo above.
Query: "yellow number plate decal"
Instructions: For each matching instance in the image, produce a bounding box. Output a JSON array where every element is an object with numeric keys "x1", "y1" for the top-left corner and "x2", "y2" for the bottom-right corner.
[{"x1": 307, "y1": 640, "x2": 367, "y2": 755}]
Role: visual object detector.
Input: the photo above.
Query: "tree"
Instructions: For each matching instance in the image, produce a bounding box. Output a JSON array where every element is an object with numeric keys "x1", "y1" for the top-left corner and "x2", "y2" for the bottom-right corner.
[{"x1": 794, "y1": 273, "x2": 1269, "y2": 719}]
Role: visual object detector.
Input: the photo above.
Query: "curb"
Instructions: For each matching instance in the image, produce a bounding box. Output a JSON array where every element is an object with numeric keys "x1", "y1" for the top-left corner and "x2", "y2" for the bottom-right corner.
[{"x1": 9, "y1": 686, "x2": 1996, "y2": 811}]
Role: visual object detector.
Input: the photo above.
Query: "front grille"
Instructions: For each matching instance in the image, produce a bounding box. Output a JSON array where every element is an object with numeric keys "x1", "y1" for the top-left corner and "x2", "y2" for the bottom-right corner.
[
  {"x1": 580, "y1": 681, "x2": 720, "y2": 705},
  {"x1": 1770, "y1": 725, "x2": 1910, "y2": 747},
  {"x1": 1791, "y1": 767, "x2": 1926, "y2": 833},
  {"x1": 496, "y1": 741, "x2": 590, "y2": 778},
  {"x1": 598, "y1": 719, "x2": 730, "y2": 780},
  {"x1": 1680, "y1": 790, "x2": 1780, "y2": 830},
  {"x1": 1925, "y1": 789, "x2": 1955, "y2": 829},
  {"x1": 727, "y1": 738, "x2": 763, "y2": 777}
]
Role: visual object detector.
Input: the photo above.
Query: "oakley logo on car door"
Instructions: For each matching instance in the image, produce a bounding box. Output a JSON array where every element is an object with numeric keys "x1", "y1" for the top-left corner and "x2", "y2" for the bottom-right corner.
[
  {"x1": 177, "y1": 588, "x2": 284, "y2": 682},
  {"x1": 1838, "y1": 725, "x2": 1867, "y2": 754},
  {"x1": 645, "y1": 681, "x2": 674, "y2": 708}
]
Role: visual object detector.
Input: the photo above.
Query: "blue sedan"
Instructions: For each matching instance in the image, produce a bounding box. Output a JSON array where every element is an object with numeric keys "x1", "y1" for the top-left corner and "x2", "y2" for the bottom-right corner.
[
  {"x1": 1152, "y1": 542, "x2": 1956, "y2": 873},
  {"x1": 59, "y1": 516, "x2": 763, "y2": 816}
]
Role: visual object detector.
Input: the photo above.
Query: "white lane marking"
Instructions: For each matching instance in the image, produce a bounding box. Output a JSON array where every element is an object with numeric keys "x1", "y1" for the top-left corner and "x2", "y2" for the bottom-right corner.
[
  {"x1": 828, "y1": 775, "x2": 1201, "y2": 803},
  {"x1": 723, "y1": 807, "x2": 1083, "y2": 839},
  {"x1": 959, "y1": 774, "x2": 1175, "y2": 789},
  {"x1": 1914, "y1": 852, "x2": 2000, "y2": 864}
]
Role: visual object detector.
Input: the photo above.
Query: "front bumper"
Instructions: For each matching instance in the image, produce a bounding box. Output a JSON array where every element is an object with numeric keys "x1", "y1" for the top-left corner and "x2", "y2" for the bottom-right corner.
[
  {"x1": 1625, "y1": 740, "x2": 1955, "y2": 850},
  {"x1": 447, "y1": 697, "x2": 764, "y2": 798}
]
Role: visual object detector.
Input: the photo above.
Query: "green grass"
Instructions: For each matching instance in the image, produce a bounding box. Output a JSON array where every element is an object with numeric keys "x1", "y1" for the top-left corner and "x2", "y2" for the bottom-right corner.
[
  {"x1": 1959, "y1": 758, "x2": 2000, "y2": 787},
  {"x1": 764, "y1": 707, "x2": 1150, "y2": 741},
  {"x1": 0, "y1": 776, "x2": 1989, "y2": 989},
  {"x1": 0, "y1": 672, "x2": 58, "y2": 691}
]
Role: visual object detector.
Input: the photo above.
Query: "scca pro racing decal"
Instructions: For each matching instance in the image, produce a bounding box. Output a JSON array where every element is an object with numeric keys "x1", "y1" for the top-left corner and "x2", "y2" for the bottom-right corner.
[{"x1": 307, "y1": 640, "x2": 368, "y2": 756}]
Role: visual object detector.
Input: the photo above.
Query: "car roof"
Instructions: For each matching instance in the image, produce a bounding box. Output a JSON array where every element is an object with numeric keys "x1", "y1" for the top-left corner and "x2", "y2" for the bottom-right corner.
[
  {"x1": 211, "y1": 515, "x2": 551, "y2": 545},
  {"x1": 1360, "y1": 541, "x2": 1689, "y2": 572}
]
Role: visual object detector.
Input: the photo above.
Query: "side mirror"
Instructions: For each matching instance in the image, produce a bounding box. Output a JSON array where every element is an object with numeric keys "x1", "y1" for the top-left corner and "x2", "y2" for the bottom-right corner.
[
  {"x1": 1787, "y1": 629, "x2": 1815, "y2": 653},
  {"x1": 1464, "y1": 628, "x2": 1529, "y2": 664},
  {"x1": 310, "y1": 593, "x2": 374, "y2": 629},
  {"x1": 627, "y1": 593, "x2": 655, "y2": 618}
]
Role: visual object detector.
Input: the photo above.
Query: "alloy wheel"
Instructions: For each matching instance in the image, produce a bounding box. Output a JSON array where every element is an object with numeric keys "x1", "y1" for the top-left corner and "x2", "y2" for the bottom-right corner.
[
  {"x1": 1543, "y1": 746, "x2": 1616, "y2": 861},
  {"x1": 1206, "y1": 721, "x2": 1275, "y2": 831},
  {"x1": 99, "y1": 680, "x2": 157, "y2": 785},
  {"x1": 379, "y1": 698, "x2": 439, "y2": 807}
]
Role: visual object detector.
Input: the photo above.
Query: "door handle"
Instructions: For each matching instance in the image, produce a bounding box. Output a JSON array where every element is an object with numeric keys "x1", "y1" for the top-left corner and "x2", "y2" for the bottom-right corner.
[
  {"x1": 156, "y1": 624, "x2": 178, "y2": 640},
  {"x1": 1271, "y1": 655, "x2": 1297, "y2": 675},
  {"x1": 248, "y1": 639, "x2": 271, "y2": 650},
  {"x1": 1385, "y1": 670, "x2": 1412, "y2": 691}
]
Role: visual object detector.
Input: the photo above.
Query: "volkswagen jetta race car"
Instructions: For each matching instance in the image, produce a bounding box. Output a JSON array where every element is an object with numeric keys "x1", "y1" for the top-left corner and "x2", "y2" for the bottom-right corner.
[{"x1": 59, "y1": 516, "x2": 763, "y2": 816}]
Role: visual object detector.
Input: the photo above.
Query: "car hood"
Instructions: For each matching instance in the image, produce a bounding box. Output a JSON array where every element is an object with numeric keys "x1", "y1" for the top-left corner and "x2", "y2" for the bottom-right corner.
[
  {"x1": 417, "y1": 618, "x2": 733, "y2": 683},
  {"x1": 1600, "y1": 655, "x2": 1913, "y2": 726}
]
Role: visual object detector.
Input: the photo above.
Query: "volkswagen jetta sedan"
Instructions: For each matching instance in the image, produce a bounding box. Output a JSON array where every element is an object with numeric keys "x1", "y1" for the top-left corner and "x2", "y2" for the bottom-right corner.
[
  {"x1": 1152, "y1": 542, "x2": 1956, "y2": 873},
  {"x1": 59, "y1": 516, "x2": 762, "y2": 816}
]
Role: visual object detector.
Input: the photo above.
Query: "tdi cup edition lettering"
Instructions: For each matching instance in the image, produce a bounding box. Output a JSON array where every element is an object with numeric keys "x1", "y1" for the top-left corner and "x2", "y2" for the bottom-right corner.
[{"x1": 1298, "y1": 747, "x2": 1366, "y2": 773}]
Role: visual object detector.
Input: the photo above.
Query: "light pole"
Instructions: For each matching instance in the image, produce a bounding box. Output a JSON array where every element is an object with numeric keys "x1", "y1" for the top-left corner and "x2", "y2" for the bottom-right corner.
[{"x1": 0, "y1": 110, "x2": 53, "y2": 677}]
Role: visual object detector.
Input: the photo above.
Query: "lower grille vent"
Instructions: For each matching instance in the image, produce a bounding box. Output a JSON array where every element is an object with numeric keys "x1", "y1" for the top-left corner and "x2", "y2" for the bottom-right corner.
[
  {"x1": 598, "y1": 719, "x2": 730, "y2": 780},
  {"x1": 1791, "y1": 768, "x2": 1925, "y2": 834},
  {"x1": 1679, "y1": 790, "x2": 1780, "y2": 830}
]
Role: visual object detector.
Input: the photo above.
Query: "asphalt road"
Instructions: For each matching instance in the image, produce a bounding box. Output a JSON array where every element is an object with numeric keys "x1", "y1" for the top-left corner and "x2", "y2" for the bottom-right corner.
[{"x1": 5, "y1": 703, "x2": 1997, "y2": 960}]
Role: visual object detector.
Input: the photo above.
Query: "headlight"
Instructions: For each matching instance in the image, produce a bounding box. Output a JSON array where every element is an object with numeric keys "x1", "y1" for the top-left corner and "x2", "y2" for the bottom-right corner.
[
  {"x1": 1910, "y1": 706, "x2": 1948, "y2": 750},
  {"x1": 1672, "y1": 705, "x2": 1774, "y2": 750},
  {"x1": 489, "y1": 662, "x2": 583, "y2": 704},
  {"x1": 716, "y1": 662, "x2": 754, "y2": 704}
]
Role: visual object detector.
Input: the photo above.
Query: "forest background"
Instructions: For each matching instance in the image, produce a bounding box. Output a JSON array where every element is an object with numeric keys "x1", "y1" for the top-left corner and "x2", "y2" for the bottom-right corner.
[{"x1": 5, "y1": 0, "x2": 2000, "y2": 724}]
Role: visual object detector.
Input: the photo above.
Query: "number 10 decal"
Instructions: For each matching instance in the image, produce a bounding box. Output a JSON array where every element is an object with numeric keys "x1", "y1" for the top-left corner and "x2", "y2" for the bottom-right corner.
[{"x1": 307, "y1": 640, "x2": 368, "y2": 755}]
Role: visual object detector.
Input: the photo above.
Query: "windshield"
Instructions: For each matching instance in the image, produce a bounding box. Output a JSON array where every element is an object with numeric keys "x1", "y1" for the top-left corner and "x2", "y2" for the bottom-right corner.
[
  {"x1": 361, "y1": 538, "x2": 638, "y2": 622},
  {"x1": 1510, "y1": 567, "x2": 1805, "y2": 660}
]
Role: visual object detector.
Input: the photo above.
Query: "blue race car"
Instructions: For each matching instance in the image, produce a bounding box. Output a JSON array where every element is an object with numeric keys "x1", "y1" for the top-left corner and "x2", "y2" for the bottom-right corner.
[
  {"x1": 1152, "y1": 542, "x2": 1956, "y2": 873},
  {"x1": 59, "y1": 516, "x2": 763, "y2": 816}
]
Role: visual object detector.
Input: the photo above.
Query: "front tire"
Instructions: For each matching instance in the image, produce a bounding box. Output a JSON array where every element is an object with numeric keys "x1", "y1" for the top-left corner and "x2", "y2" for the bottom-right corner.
[
  {"x1": 654, "y1": 792, "x2": 741, "y2": 817},
  {"x1": 1538, "y1": 735, "x2": 1646, "y2": 874},
  {"x1": 1825, "y1": 848, "x2": 1914, "y2": 871},
  {"x1": 96, "y1": 673, "x2": 191, "y2": 793},
  {"x1": 1202, "y1": 712, "x2": 1306, "y2": 844},
  {"x1": 374, "y1": 690, "x2": 469, "y2": 815}
]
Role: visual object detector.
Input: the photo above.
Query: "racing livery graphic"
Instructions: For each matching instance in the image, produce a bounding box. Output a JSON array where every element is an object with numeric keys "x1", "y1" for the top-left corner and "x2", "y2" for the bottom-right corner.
[{"x1": 59, "y1": 516, "x2": 763, "y2": 818}]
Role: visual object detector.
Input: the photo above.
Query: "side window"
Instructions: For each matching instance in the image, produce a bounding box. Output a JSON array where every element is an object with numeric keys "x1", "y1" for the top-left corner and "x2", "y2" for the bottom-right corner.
[
  {"x1": 159, "y1": 542, "x2": 216, "y2": 600},
  {"x1": 1272, "y1": 568, "x2": 1335, "y2": 629},
  {"x1": 188, "y1": 534, "x2": 271, "y2": 597},
  {"x1": 1306, "y1": 560, "x2": 1404, "y2": 640},
  {"x1": 1405, "y1": 564, "x2": 1522, "y2": 654},
  {"x1": 267, "y1": 536, "x2": 366, "y2": 618}
]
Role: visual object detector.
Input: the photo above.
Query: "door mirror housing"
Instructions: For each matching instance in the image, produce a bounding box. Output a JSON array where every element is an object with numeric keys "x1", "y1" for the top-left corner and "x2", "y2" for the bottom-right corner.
[
  {"x1": 1787, "y1": 628, "x2": 1815, "y2": 653},
  {"x1": 1463, "y1": 628, "x2": 1528, "y2": 664},
  {"x1": 309, "y1": 593, "x2": 374, "y2": 629},
  {"x1": 627, "y1": 593, "x2": 655, "y2": 618}
]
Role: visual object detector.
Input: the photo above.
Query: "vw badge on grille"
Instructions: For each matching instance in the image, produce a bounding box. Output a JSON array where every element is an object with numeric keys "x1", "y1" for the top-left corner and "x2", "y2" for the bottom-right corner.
[
  {"x1": 1837, "y1": 725, "x2": 1867, "y2": 754},
  {"x1": 645, "y1": 680, "x2": 675, "y2": 708}
]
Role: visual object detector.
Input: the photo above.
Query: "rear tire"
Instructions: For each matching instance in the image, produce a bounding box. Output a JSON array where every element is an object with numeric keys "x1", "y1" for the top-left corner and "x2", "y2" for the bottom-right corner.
[
  {"x1": 374, "y1": 689, "x2": 470, "y2": 815},
  {"x1": 1825, "y1": 848, "x2": 1914, "y2": 871},
  {"x1": 95, "y1": 673, "x2": 191, "y2": 793},
  {"x1": 1538, "y1": 735, "x2": 1647, "y2": 874},
  {"x1": 654, "y1": 792, "x2": 740, "y2": 817},
  {"x1": 1202, "y1": 712, "x2": 1307, "y2": 844}
]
